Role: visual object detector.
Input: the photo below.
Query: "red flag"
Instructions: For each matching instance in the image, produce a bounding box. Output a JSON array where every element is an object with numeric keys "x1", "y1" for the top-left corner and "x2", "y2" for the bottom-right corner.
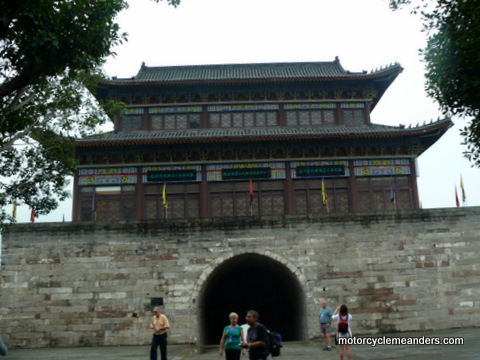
[
  {"x1": 455, "y1": 186, "x2": 460, "y2": 207},
  {"x1": 249, "y1": 180, "x2": 254, "y2": 206},
  {"x1": 30, "y1": 208, "x2": 35, "y2": 222}
]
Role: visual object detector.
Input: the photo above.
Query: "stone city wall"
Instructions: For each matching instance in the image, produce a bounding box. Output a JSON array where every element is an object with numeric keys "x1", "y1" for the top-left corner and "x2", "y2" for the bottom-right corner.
[{"x1": 1, "y1": 207, "x2": 479, "y2": 348}]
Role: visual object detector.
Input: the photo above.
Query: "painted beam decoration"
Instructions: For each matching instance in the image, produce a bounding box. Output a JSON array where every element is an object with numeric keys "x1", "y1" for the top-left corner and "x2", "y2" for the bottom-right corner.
[
  {"x1": 340, "y1": 102, "x2": 365, "y2": 109},
  {"x1": 78, "y1": 167, "x2": 137, "y2": 185},
  {"x1": 284, "y1": 103, "x2": 336, "y2": 110},
  {"x1": 353, "y1": 159, "x2": 411, "y2": 176},
  {"x1": 207, "y1": 104, "x2": 279, "y2": 112},
  {"x1": 125, "y1": 108, "x2": 144, "y2": 115},
  {"x1": 149, "y1": 106, "x2": 202, "y2": 114}
]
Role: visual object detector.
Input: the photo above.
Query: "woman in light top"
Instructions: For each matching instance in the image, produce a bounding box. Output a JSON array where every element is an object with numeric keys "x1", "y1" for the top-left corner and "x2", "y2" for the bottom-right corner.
[
  {"x1": 332, "y1": 304, "x2": 352, "y2": 360},
  {"x1": 219, "y1": 312, "x2": 246, "y2": 360}
]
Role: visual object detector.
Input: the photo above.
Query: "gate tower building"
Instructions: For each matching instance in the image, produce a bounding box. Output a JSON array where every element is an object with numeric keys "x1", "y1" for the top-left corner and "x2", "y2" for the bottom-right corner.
[{"x1": 74, "y1": 58, "x2": 451, "y2": 221}]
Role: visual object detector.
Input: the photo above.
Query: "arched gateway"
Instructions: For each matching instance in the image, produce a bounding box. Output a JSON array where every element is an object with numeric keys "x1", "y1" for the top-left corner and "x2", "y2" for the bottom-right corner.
[{"x1": 197, "y1": 253, "x2": 307, "y2": 345}]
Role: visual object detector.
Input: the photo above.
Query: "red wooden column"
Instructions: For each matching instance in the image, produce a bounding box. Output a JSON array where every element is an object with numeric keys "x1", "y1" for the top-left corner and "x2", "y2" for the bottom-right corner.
[
  {"x1": 201, "y1": 105, "x2": 209, "y2": 128},
  {"x1": 113, "y1": 113, "x2": 121, "y2": 130},
  {"x1": 336, "y1": 103, "x2": 344, "y2": 125},
  {"x1": 348, "y1": 160, "x2": 359, "y2": 212},
  {"x1": 364, "y1": 102, "x2": 372, "y2": 124},
  {"x1": 200, "y1": 165, "x2": 209, "y2": 218},
  {"x1": 410, "y1": 159, "x2": 420, "y2": 209},
  {"x1": 278, "y1": 104, "x2": 286, "y2": 126},
  {"x1": 284, "y1": 162, "x2": 295, "y2": 215},
  {"x1": 142, "y1": 107, "x2": 149, "y2": 130},
  {"x1": 135, "y1": 167, "x2": 145, "y2": 220}
]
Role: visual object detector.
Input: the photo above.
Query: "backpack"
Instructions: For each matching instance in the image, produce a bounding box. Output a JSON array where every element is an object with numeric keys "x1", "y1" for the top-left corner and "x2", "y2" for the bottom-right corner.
[
  {"x1": 267, "y1": 330, "x2": 282, "y2": 357},
  {"x1": 337, "y1": 315, "x2": 349, "y2": 334}
]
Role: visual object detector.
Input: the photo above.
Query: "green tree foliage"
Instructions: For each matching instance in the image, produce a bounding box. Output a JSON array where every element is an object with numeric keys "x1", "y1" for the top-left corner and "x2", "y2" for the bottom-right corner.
[
  {"x1": 390, "y1": 0, "x2": 480, "y2": 166},
  {"x1": 0, "y1": 0, "x2": 179, "y2": 226}
]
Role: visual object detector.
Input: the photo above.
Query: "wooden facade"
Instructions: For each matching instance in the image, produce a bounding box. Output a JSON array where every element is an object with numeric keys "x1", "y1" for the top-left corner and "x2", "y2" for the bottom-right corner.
[{"x1": 74, "y1": 58, "x2": 452, "y2": 221}]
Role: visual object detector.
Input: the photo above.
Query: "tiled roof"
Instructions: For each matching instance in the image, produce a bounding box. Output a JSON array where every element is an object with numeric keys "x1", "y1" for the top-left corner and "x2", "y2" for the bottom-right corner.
[
  {"x1": 102, "y1": 58, "x2": 402, "y2": 85},
  {"x1": 76, "y1": 119, "x2": 452, "y2": 146}
]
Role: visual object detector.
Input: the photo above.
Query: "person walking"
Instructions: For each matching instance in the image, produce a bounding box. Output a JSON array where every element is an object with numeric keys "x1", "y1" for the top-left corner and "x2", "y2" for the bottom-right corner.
[
  {"x1": 332, "y1": 304, "x2": 352, "y2": 360},
  {"x1": 319, "y1": 299, "x2": 333, "y2": 351},
  {"x1": 219, "y1": 312, "x2": 246, "y2": 360},
  {"x1": 149, "y1": 306, "x2": 170, "y2": 360},
  {"x1": 240, "y1": 310, "x2": 271, "y2": 360}
]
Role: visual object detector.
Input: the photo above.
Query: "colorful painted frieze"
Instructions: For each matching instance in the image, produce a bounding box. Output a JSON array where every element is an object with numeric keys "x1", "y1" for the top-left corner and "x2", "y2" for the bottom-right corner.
[
  {"x1": 353, "y1": 159, "x2": 411, "y2": 176},
  {"x1": 78, "y1": 167, "x2": 138, "y2": 185},
  {"x1": 125, "y1": 108, "x2": 144, "y2": 115},
  {"x1": 149, "y1": 106, "x2": 202, "y2": 114},
  {"x1": 207, "y1": 104, "x2": 279, "y2": 112},
  {"x1": 284, "y1": 103, "x2": 336, "y2": 110}
]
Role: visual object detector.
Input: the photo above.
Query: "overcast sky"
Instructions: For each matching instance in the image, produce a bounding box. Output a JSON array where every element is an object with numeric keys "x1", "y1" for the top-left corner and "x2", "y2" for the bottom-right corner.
[{"x1": 11, "y1": 0, "x2": 480, "y2": 223}]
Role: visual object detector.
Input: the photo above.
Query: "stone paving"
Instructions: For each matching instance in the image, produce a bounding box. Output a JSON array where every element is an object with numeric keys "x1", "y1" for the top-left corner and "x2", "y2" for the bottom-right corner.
[{"x1": 5, "y1": 327, "x2": 478, "y2": 359}]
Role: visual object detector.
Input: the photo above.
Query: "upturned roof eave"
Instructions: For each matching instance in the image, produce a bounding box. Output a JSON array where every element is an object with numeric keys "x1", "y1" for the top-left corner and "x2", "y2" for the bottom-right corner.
[
  {"x1": 75, "y1": 119, "x2": 452, "y2": 148},
  {"x1": 97, "y1": 59, "x2": 403, "y2": 87},
  {"x1": 98, "y1": 68, "x2": 403, "y2": 88}
]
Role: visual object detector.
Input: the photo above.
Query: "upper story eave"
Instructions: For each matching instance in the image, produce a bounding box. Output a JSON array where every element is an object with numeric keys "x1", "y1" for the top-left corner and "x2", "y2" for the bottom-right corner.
[
  {"x1": 101, "y1": 58, "x2": 402, "y2": 85},
  {"x1": 95, "y1": 58, "x2": 403, "y2": 110},
  {"x1": 76, "y1": 118, "x2": 452, "y2": 149}
]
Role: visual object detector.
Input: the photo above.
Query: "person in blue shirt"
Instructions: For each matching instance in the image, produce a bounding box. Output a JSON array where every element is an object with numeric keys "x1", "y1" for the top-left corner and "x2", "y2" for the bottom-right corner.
[{"x1": 318, "y1": 300, "x2": 333, "y2": 351}]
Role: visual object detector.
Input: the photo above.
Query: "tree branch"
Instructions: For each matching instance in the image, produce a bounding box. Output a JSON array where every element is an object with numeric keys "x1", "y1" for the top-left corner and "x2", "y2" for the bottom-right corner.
[
  {"x1": 0, "y1": 0, "x2": 16, "y2": 39},
  {"x1": 0, "y1": 62, "x2": 46, "y2": 100},
  {"x1": 0, "y1": 108, "x2": 55, "y2": 152}
]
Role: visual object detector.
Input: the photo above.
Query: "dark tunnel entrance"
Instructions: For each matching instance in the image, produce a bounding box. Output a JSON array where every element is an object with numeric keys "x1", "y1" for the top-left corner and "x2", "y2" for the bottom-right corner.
[{"x1": 198, "y1": 253, "x2": 306, "y2": 345}]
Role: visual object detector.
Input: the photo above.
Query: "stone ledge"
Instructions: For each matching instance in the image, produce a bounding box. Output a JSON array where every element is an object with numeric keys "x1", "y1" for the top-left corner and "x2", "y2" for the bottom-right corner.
[{"x1": 4, "y1": 207, "x2": 480, "y2": 239}]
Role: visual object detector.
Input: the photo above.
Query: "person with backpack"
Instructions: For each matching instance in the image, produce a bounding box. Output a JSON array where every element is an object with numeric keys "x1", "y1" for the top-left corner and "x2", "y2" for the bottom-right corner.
[
  {"x1": 240, "y1": 310, "x2": 272, "y2": 360},
  {"x1": 332, "y1": 304, "x2": 352, "y2": 360}
]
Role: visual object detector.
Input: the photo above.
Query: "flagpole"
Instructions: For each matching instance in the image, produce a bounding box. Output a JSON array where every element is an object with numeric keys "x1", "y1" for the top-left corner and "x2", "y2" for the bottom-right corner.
[
  {"x1": 322, "y1": 178, "x2": 329, "y2": 213},
  {"x1": 91, "y1": 190, "x2": 97, "y2": 221},
  {"x1": 460, "y1": 175, "x2": 467, "y2": 206},
  {"x1": 390, "y1": 177, "x2": 396, "y2": 210},
  {"x1": 249, "y1": 179, "x2": 254, "y2": 216},
  {"x1": 12, "y1": 198, "x2": 17, "y2": 219},
  {"x1": 455, "y1": 185, "x2": 460, "y2": 207},
  {"x1": 162, "y1": 183, "x2": 168, "y2": 219}
]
